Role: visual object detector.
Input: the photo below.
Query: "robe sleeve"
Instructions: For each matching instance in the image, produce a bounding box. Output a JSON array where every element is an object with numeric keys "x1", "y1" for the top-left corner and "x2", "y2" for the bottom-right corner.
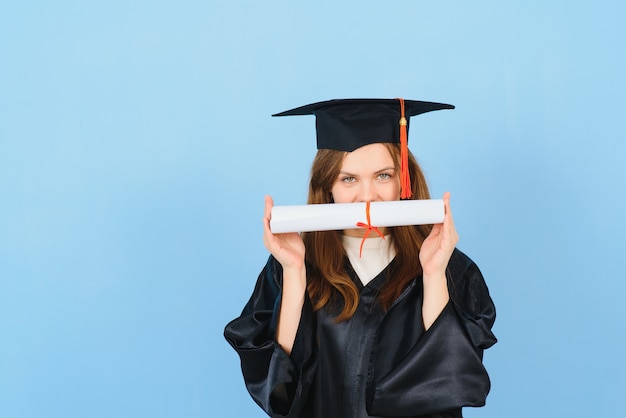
[
  {"x1": 223, "y1": 256, "x2": 317, "y2": 417},
  {"x1": 367, "y1": 249, "x2": 496, "y2": 416},
  {"x1": 446, "y1": 249, "x2": 497, "y2": 351}
]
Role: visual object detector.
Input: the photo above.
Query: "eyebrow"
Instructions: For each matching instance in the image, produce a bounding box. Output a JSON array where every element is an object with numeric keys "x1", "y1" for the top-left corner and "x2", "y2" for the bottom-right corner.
[
  {"x1": 375, "y1": 166, "x2": 397, "y2": 174},
  {"x1": 338, "y1": 167, "x2": 396, "y2": 177}
]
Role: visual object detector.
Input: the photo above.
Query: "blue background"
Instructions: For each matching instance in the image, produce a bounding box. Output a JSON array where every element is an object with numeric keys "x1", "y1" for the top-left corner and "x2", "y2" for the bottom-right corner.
[{"x1": 1, "y1": 1, "x2": 625, "y2": 417}]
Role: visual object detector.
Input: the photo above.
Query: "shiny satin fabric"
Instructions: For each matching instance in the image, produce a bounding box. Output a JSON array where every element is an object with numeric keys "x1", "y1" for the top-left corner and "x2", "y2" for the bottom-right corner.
[{"x1": 224, "y1": 249, "x2": 496, "y2": 418}]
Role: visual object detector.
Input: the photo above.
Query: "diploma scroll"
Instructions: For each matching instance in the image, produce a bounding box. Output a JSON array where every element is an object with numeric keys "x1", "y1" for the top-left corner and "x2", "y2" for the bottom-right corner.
[{"x1": 270, "y1": 199, "x2": 444, "y2": 233}]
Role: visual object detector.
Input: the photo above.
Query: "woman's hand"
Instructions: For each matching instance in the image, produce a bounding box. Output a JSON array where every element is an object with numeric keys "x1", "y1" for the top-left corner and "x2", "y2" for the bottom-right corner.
[
  {"x1": 264, "y1": 196, "x2": 307, "y2": 355},
  {"x1": 420, "y1": 192, "x2": 457, "y2": 330},
  {"x1": 419, "y1": 192, "x2": 459, "y2": 277},
  {"x1": 263, "y1": 195, "x2": 306, "y2": 270}
]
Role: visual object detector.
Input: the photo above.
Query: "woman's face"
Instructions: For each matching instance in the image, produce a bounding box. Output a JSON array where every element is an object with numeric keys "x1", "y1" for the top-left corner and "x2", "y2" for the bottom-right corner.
[{"x1": 330, "y1": 143, "x2": 401, "y2": 204}]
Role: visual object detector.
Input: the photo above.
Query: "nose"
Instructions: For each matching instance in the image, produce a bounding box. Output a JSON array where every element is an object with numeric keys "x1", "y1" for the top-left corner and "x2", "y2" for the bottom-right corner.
[{"x1": 357, "y1": 180, "x2": 376, "y2": 202}]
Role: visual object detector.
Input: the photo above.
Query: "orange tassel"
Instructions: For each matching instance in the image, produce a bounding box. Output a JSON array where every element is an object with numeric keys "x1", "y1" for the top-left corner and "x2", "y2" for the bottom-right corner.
[{"x1": 398, "y1": 98, "x2": 412, "y2": 199}]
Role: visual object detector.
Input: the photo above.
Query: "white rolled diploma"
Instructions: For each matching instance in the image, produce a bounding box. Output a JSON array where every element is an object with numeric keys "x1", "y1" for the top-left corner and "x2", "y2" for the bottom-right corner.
[{"x1": 270, "y1": 199, "x2": 444, "y2": 233}]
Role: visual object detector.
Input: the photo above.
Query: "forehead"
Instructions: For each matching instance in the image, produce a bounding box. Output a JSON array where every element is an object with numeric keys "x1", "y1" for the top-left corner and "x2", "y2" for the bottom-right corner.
[{"x1": 339, "y1": 143, "x2": 396, "y2": 171}]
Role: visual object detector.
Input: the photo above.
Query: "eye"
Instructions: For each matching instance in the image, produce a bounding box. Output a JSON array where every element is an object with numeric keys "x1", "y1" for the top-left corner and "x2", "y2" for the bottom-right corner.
[
  {"x1": 341, "y1": 176, "x2": 357, "y2": 183},
  {"x1": 377, "y1": 172, "x2": 393, "y2": 181}
]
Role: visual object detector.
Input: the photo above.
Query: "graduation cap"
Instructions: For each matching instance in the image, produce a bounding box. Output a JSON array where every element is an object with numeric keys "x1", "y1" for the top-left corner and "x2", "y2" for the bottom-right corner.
[{"x1": 273, "y1": 98, "x2": 454, "y2": 199}]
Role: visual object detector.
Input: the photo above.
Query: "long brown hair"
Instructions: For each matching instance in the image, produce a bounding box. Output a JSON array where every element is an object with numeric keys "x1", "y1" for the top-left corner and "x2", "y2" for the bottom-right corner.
[{"x1": 302, "y1": 143, "x2": 432, "y2": 321}]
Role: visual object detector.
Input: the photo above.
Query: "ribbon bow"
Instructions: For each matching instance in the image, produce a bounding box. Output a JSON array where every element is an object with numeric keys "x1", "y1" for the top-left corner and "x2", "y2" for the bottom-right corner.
[{"x1": 355, "y1": 201, "x2": 385, "y2": 258}]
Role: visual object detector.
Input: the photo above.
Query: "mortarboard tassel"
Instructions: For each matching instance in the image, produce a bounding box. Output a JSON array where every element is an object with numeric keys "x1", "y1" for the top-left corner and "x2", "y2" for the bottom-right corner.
[{"x1": 398, "y1": 98, "x2": 412, "y2": 199}]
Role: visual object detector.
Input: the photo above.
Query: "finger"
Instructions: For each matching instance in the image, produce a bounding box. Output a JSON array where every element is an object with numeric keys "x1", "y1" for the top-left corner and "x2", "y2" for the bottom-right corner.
[
  {"x1": 441, "y1": 193, "x2": 452, "y2": 229},
  {"x1": 440, "y1": 192, "x2": 458, "y2": 243},
  {"x1": 433, "y1": 192, "x2": 451, "y2": 227},
  {"x1": 443, "y1": 192, "x2": 454, "y2": 224},
  {"x1": 264, "y1": 196, "x2": 275, "y2": 232},
  {"x1": 443, "y1": 192, "x2": 451, "y2": 216},
  {"x1": 264, "y1": 195, "x2": 274, "y2": 221},
  {"x1": 263, "y1": 196, "x2": 275, "y2": 251},
  {"x1": 427, "y1": 224, "x2": 442, "y2": 246}
]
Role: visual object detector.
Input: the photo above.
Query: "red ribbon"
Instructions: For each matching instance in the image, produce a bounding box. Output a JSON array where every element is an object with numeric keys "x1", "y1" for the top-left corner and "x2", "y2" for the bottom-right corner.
[{"x1": 355, "y1": 201, "x2": 385, "y2": 257}]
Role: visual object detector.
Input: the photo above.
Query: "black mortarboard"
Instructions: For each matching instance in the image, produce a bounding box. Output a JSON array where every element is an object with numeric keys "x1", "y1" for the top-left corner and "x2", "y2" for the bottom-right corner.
[{"x1": 272, "y1": 98, "x2": 454, "y2": 198}]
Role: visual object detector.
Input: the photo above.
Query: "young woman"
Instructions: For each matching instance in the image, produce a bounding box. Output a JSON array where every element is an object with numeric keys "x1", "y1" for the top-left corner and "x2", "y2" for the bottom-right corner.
[{"x1": 224, "y1": 99, "x2": 497, "y2": 418}]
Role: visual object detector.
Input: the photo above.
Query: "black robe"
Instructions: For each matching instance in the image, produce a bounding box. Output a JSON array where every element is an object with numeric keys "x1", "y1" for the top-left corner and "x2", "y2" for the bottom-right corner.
[{"x1": 224, "y1": 248, "x2": 496, "y2": 418}]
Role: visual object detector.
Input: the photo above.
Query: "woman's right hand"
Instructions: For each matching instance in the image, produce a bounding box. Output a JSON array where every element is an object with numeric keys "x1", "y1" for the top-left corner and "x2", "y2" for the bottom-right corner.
[{"x1": 263, "y1": 195, "x2": 306, "y2": 270}]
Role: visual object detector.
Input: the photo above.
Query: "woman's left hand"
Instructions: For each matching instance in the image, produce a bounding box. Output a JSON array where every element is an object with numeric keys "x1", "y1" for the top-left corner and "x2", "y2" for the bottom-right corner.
[{"x1": 419, "y1": 192, "x2": 459, "y2": 277}]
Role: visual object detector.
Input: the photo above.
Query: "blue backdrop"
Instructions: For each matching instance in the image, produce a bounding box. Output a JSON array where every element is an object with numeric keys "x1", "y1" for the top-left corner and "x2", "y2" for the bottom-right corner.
[{"x1": 1, "y1": 1, "x2": 625, "y2": 417}]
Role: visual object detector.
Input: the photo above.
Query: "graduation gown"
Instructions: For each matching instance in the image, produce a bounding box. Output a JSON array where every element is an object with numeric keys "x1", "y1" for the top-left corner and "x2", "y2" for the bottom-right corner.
[{"x1": 224, "y1": 248, "x2": 496, "y2": 418}]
